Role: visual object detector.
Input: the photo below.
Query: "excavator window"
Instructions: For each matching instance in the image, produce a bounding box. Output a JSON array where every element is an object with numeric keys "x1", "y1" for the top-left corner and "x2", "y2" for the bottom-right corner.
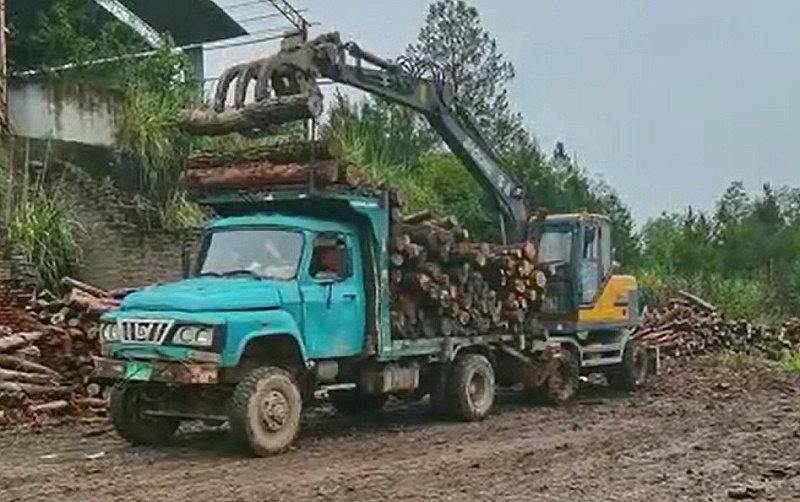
[
  {"x1": 599, "y1": 222, "x2": 612, "y2": 277},
  {"x1": 580, "y1": 223, "x2": 602, "y2": 304},
  {"x1": 538, "y1": 227, "x2": 572, "y2": 264}
]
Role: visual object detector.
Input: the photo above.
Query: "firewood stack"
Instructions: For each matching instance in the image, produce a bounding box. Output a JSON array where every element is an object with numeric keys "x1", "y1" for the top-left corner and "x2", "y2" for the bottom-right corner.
[
  {"x1": 0, "y1": 278, "x2": 119, "y2": 426},
  {"x1": 184, "y1": 138, "x2": 550, "y2": 339},
  {"x1": 634, "y1": 290, "x2": 800, "y2": 360},
  {"x1": 390, "y1": 211, "x2": 547, "y2": 338}
]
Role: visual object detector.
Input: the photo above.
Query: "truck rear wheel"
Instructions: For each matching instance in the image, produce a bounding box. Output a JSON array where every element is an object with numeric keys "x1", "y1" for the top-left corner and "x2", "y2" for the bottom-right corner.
[
  {"x1": 448, "y1": 353, "x2": 495, "y2": 421},
  {"x1": 229, "y1": 366, "x2": 303, "y2": 456},
  {"x1": 330, "y1": 390, "x2": 388, "y2": 416},
  {"x1": 606, "y1": 339, "x2": 648, "y2": 391},
  {"x1": 109, "y1": 384, "x2": 179, "y2": 446}
]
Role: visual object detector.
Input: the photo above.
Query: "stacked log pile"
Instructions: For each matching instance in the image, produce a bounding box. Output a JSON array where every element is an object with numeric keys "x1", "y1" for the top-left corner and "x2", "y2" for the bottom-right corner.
[
  {"x1": 634, "y1": 290, "x2": 800, "y2": 360},
  {"x1": 390, "y1": 212, "x2": 547, "y2": 338},
  {"x1": 183, "y1": 138, "x2": 550, "y2": 338},
  {"x1": 0, "y1": 278, "x2": 120, "y2": 426}
]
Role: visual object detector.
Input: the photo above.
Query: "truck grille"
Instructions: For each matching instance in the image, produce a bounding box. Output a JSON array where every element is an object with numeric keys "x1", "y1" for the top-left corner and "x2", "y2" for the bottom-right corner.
[{"x1": 118, "y1": 319, "x2": 175, "y2": 344}]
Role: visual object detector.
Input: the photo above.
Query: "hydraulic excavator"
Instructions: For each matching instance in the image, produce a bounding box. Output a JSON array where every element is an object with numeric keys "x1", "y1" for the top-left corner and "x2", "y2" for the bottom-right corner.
[{"x1": 180, "y1": 31, "x2": 647, "y2": 376}]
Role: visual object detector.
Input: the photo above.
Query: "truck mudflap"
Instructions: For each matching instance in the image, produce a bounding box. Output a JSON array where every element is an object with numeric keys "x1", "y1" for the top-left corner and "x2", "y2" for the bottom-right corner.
[{"x1": 91, "y1": 356, "x2": 219, "y2": 384}]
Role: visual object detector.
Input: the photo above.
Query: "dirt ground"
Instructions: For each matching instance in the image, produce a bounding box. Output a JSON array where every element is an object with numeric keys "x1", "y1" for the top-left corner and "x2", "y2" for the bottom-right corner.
[{"x1": 2, "y1": 360, "x2": 800, "y2": 502}]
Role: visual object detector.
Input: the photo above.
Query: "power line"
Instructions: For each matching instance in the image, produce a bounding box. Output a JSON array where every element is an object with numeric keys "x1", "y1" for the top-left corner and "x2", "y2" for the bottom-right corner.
[
  {"x1": 235, "y1": 10, "x2": 308, "y2": 26},
  {"x1": 223, "y1": 0, "x2": 276, "y2": 10},
  {"x1": 203, "y1": 33, "x2": 287, "y2": 52}
]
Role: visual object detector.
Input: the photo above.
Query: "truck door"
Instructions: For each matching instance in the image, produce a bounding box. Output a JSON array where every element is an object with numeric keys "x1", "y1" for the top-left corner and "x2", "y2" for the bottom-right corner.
[{"x1": 301, "y1": 231, "x2": 366, "y2": 358}]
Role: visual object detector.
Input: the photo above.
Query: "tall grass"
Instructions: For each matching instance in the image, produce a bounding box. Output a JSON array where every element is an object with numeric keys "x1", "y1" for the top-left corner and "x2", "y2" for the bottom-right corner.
[
  {"x1": 113, "y1": 45, "x2": 198, "y2": 209},
  {"x1": 2, "y1": 155, "x2": 83, "y2": 291}
]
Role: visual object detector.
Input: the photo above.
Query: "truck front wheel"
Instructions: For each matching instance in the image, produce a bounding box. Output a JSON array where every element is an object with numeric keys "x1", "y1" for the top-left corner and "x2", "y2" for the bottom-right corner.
[
  {"x1": 448, "y1": 353, "x2": 496, "y2": 421},
  {"x1": 229, "y1": 366, "x2": 303, "y2": 456},
  {"x1": 109, "y1": 384, "x2": 179, "y2": 446}
]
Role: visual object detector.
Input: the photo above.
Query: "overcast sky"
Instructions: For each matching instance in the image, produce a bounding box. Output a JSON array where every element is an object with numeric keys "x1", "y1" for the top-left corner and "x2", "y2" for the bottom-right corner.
[{"x1": 206, "y1": 0, "x2": 800, "y2": 224}]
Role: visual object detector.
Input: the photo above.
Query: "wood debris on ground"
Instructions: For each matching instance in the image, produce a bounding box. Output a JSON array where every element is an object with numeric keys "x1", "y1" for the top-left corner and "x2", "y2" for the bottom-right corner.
[
  {"x1": 0, "y1": 277, "x2": 123, "y2": 427},
  {"x1": 634, "y1": 290, "x2": 800, "y2": 360}
]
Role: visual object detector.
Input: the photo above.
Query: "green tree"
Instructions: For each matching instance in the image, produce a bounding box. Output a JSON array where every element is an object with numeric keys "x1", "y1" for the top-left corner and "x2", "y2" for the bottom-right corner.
[{"x1": 406, "y1": 0, "x2": 531, "y2": 157}]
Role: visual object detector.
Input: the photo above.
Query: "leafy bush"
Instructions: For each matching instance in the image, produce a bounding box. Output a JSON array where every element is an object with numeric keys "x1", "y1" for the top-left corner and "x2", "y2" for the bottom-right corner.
[{"x1": 6, "y1": 182, "x2": 83, "y2": 291}]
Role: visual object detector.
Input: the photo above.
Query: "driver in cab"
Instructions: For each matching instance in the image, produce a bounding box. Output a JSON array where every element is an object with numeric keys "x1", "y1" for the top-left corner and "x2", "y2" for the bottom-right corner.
[{"x1": 312, "y1": 243, "x2": 344, "y2": 280}]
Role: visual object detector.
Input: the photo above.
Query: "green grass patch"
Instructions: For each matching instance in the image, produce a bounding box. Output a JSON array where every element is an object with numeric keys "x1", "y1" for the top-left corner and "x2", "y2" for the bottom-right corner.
[
  {"x1": 777, "y1": 350, "x2": 800, "y2": 373},
  {"x1": 709, "y1": 349, "x2": 770, "y2": 370}
]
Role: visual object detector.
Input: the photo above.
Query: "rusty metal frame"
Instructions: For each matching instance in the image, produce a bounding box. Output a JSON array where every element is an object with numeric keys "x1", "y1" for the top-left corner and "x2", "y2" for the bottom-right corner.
[
  {"x1": 263, "y1": 0, "x2": 309, "y2": 40},
  {"x1": 91, "y1": 0, "x2": 166, "y2": 48}
]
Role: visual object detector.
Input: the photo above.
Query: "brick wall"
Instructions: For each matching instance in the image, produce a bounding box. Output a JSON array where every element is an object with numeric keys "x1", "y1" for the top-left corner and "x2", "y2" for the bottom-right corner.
[
  {"x1": 0, "y1": 147, "x2": 203, "y2": 294},
  {"x1": 61, "y1": 163, "x2": 202, "y2": 291},
  {"x1": 72, "y1": 224, "x2": 201, "y2": 291},
  {"x1": 0, "y1": 251, "x2": 37, "y2": 329}
]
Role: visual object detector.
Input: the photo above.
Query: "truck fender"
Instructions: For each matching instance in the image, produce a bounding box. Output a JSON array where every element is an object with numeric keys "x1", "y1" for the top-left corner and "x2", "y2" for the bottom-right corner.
[{"x1": 225, "y1": 312, "x2": 308, "y2": 368}]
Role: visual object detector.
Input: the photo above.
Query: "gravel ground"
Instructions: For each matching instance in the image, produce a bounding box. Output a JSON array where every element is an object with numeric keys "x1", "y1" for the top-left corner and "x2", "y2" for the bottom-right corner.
[{"x1": 2, "y1": 360, "x2": 800, "y2": 502}]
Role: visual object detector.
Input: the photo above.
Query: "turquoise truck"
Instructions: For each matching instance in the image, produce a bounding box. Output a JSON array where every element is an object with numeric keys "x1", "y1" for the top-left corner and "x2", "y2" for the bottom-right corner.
[
  {"x1": 91, "y1": 32, "x2": 651, "y2": 457},
  {"x1": 93, "y1": 187, "x2": 584, "y2": 456}
]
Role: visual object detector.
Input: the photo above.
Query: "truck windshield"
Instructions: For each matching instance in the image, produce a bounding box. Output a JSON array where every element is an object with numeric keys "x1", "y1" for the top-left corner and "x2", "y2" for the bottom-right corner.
[
  {"x1": 538, "y1": 228, "x2": 572, "y2": 264},
  {"x1": 196, "y1": 228, "x2": 304, "y2": 280}
]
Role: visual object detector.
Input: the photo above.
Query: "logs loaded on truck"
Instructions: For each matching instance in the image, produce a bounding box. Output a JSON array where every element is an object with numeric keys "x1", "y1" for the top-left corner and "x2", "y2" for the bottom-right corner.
[
  {"x1": 89, "y1": 30, "x2": 653, "y2": 457},
  {"x1": 185, "y1": 138, "x2": 550, "y2": 342}
]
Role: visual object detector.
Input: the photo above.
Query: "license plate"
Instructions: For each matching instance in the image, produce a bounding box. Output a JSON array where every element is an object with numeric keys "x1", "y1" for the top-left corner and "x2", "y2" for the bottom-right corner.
[{"x1": 125, "y1": 362, "x2": 153, "y2": 381}]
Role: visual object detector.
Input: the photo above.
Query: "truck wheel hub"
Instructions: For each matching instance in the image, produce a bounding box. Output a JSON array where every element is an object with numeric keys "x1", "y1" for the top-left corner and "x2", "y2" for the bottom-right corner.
[
  {"x1": 260, "y1": 390, "x2": 290, "y2": 431},
  {"x1": 468, "y1": 373, "x2": 488, "y2": 405}
]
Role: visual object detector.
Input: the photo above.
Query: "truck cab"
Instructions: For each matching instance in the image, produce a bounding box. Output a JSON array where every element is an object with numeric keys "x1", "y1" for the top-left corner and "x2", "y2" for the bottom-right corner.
[{"x1": 98, "y1": 213, "x2": 366, "y2": 365}]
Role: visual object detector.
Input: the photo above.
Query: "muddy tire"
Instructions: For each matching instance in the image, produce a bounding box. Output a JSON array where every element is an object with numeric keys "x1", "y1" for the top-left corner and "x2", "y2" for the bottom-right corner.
[
  {"x1": 109, "y1": 384, "x2": 179, "y2": 446},
  {"x1": 542, "y1": 347, "x2": 580, "y2": 405},
  {"x1": 607, "y1": 339, "x2": 648, "y2": 391},
  {"x1": 228, "y1": 366, "x2": 303, "y2": 457},
  {"x1": 447, "y1": 353, "x2": 495, "y2": 421},
  {"x1": 330, "y1": 391, "x2": 388, "y2": 416}
]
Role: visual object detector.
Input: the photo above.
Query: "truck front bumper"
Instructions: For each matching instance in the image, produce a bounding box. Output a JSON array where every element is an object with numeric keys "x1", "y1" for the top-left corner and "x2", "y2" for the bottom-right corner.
[{"x1": 91, "y1": 356, "x2": 219, "y2": 384}]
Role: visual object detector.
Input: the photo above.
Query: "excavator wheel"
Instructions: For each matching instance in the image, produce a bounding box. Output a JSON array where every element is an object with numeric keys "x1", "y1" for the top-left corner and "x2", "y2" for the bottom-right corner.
[
  {"x1": 523, "y1": 347, "x2": 580, "y2": 406},
  {"x1": 606, "y1": 339, "x2": 649, "y2": 391}
]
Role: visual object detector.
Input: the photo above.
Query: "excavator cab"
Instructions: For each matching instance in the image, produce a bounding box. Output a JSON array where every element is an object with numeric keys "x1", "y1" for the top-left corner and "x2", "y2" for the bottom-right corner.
[{"x1": 534, "y1": 213, "x2": 638, "y2": 335}]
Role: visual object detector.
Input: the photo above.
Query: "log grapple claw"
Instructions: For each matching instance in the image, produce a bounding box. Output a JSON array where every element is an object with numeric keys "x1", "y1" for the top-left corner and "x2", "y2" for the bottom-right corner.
[{"x1": 177, "y1": 32, "x2": 326, "y2": 136}]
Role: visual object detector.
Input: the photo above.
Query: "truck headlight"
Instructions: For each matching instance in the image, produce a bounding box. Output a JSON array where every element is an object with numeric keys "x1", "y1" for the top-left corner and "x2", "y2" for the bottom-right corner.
[
  {"x1": 99, "y1": 322, "x2": 120, "y2": 342},
  {"x1": 172, "y1": 325, "x2": 214, "y2": 347}
]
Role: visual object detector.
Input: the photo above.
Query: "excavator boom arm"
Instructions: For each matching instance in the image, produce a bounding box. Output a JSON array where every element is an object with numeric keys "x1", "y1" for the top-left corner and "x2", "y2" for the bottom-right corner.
[{"x1": 182, "y1": 31, "x2": 531, "y2": 242}]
